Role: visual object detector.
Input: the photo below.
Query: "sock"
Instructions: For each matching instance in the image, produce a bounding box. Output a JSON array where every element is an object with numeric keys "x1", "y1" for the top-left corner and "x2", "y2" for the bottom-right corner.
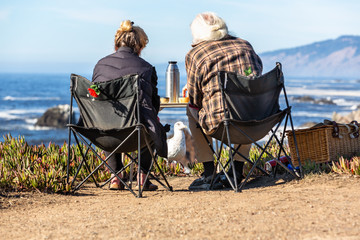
[
  {"x1": 234, "y1": 161, "x2": 244, "y2": 176},
  {"x1": 228, "y1": 161, "x2": 244, "y2": 176},
  {"x1": 202, "y1": 161, "x2": 215, "y2": 177}
]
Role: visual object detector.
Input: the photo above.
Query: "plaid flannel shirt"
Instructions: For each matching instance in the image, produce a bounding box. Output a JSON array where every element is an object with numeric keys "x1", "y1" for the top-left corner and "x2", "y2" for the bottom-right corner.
[{"x1": 185, "y1": 36, "x2": 263, "y2": 134}]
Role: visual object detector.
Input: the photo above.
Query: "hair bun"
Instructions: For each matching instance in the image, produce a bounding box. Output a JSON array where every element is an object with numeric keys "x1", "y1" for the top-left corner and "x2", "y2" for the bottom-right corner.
[{"x1": 120, "y1": 20, "x2": 134, "y2": 32}]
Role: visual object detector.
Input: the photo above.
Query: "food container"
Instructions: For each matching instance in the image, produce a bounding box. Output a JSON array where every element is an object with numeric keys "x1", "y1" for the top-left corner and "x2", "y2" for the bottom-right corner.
[
  {"x1": 178, "y1": 97, "x2": 189, "y2": 103},
  {"x1": 286, "y1": 122, "x2": 360, "y2": 166},
  {"x1": 160, "y1": 97, "x2": 170, "y2": 103}
]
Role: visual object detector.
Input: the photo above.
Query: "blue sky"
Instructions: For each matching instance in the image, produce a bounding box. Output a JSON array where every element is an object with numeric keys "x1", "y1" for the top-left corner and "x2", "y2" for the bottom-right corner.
[{"x1": 0, "y1": 0, "x2": 359, "y2": 74}]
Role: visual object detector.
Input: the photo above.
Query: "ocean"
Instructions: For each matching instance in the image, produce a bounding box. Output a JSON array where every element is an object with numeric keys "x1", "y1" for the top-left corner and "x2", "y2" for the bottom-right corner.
[{"x1": 0, "y1": 71, "x2": 359, "y2": 146}]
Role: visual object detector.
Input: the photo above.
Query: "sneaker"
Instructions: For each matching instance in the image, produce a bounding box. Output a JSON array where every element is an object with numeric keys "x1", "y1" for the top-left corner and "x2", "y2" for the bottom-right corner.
[
  {"x1": 189, "y1": 174, "x2": 225, "y2": 190},
  {"x1": 211, "y1": 174, "x2": 225, "y2": 190},
  {"x1": 220, "y1": 171, "x2": 243, "y2": 189}
]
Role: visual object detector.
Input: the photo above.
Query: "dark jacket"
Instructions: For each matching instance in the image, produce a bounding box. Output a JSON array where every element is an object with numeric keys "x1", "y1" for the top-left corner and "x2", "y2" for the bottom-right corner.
[{"x1": 92, "y1": 47, "x2": 168, "y2": 157}]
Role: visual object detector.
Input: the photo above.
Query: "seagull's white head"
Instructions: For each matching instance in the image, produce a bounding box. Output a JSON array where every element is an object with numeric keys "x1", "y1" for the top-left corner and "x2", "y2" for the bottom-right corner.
[{"x1": 174, "y1": 121, "x2": 187, "y2": 131}]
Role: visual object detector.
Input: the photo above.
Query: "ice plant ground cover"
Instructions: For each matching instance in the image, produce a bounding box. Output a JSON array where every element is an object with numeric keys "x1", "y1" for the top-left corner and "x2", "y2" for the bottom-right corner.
[{"x1": 0, "y1": 134, "x2": 359, "y2": 193}]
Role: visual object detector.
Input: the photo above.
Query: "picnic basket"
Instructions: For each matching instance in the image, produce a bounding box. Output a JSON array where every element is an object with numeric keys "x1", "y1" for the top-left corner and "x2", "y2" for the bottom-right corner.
[{"x1": 286, "y1": 121, "x2": 360, "y2": 166}]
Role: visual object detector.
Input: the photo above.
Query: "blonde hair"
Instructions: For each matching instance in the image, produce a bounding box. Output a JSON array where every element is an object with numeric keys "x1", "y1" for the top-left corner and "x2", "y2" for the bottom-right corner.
[
  {"x1": 190, "y1": 12, "x2": 228, "y2": 45},
  {"x1": 114, "y1": 20, "x2": 149, "y2": 55}
]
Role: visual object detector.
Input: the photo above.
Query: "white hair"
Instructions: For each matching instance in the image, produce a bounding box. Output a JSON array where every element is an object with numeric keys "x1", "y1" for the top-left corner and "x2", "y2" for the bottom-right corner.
[{"x1": 190, "y1": 12, "x2": 228, "y2": 45}]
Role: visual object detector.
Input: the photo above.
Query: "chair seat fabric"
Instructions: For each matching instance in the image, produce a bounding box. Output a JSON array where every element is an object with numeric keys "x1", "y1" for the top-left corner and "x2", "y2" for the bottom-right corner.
[
  {"x1": 68, "y1": 124, "x2": 150, "y2": 153},
  {"x1": 210, "y1": 108, "x2": 288, "y2": 144}
]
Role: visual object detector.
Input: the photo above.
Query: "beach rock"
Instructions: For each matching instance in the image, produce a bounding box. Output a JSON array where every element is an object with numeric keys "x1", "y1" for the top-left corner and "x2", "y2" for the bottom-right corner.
[
  {"x1": 314, "y1": 98, "x2": 335, "y2": 105},
  {"x1": 332, "y1": 109, "x2": 360, "y2": 123},
  {"x1": 35, "y1": 104, "x2": 75, "y2": 128},
  {"x1": 299, "y1": 122, "x2": 318, "y2": 129},
  {"x1": 292, "y1": 95, "x2": 335, "y2": 105},
  {"x1": 292, "y1": 96, "x2": 315, "y2": 102}
]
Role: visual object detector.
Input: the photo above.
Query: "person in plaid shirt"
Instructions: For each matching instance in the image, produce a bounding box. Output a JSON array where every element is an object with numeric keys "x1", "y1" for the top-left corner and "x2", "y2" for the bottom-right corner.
[{"x1": 184, "y1": 12, "x2": 263, "y2": 190}]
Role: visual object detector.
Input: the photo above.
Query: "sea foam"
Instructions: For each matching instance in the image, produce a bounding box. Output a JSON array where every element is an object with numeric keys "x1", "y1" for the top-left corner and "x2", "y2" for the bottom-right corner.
[
  {"x1": 286, "y1": 87, "x2": 360, "y2": 97},
  {"x1": 3, "y1": 96, "x2": 61, "y2": 101},
  {"x1": 0, "y1": 109, "x2": 46, "y2": 120}
]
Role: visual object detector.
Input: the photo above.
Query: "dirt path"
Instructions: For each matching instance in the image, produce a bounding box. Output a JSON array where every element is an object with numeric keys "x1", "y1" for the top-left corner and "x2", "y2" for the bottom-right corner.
[{"x1": 1, "y1": 174, "x2": 360, "y2": 240}]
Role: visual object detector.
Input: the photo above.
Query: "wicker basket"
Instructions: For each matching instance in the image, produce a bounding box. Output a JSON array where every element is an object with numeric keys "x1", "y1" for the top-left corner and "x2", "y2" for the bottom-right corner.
[{"x1": 286, "y1": 123, "x2": 360, "y2": 166}]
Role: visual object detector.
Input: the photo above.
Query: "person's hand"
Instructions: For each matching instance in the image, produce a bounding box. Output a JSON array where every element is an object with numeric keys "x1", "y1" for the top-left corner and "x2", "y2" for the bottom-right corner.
[
  {"x1": 182, "y1": 84, "x2": 188, "y2": 97},
  {"x1": 164, "y1": 124, "x2": 171, "y2": 132}
]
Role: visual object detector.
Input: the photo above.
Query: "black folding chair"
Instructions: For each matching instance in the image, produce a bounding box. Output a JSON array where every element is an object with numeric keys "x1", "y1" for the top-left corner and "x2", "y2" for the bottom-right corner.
[
  {"x1": 66, "y1": 73, "x2": 172, "y2": 197},
  {"x1": 199, "y1": 62, "x2": 302, "y2": 192}
]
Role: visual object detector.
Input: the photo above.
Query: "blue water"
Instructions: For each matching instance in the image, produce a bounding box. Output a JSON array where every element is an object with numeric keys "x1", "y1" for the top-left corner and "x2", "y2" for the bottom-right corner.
[{"x1": 0, "y1": 71, "x2": 359, "y2": 146}]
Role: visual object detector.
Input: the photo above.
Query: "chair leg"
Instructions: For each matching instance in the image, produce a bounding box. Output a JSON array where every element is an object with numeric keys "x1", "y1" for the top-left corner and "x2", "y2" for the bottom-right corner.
[
  {"x1": 71, "y1": 132, "x2": 140, "y2": 197},
  {"x1": 124, "y1": 151, "x2": 173, "y2": 195},
  {"x1": 271, "y1": 131, "x2": 301, "y2": 178},
  {"x1": 143, "y1": 134, "x2": 173, "y2": 191},
  {"x1": 224, "y1": 121, "x2": 240, "y2": 192},
  {"x1": 137, "y1": 128, "x2": 142, "y2": 198},
  {"x1": 68, "y1": 128, "x2": 171, "y2": 197},
  {"x1": 129, "y1": 153, "x2": 135, "y2": 189},
  {"x1": 151, "y1": 157, "x2": 173, "y2": 191},
  {"x1": 71, "y1": 133, "x2": 101, "y2": 191}
]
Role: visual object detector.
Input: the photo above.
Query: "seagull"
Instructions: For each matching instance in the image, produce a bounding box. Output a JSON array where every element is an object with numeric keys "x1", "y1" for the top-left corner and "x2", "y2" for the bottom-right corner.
[
  {"x1": 166, "y1": 121, "x2": 197, "y2": 174},
  {"x1": 167, "y1": 121, "x2": 188, "y2": 162}
]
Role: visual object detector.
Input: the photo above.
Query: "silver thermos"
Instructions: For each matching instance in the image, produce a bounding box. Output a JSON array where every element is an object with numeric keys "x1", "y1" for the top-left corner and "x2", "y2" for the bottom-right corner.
[{"x1": 165, "y1": 61, "x2": 180, "y2": 103}]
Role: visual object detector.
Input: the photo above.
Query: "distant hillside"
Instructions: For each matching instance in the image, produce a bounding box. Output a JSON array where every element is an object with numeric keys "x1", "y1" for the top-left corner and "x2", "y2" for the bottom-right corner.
[{"x1": 259, "y1": 35, "x2": 360, "y2": 78}]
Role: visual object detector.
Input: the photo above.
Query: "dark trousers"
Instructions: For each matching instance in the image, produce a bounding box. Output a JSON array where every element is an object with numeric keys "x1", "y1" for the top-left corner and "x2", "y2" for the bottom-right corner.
[{"x1": 105, "y1": 147, "x2": 152, "y2": 174}]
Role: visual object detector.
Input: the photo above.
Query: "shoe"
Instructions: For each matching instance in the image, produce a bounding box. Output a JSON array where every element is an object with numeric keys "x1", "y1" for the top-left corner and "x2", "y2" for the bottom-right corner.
[
  {"x1": 109, "y1": 182, "x2": 124, "y2": 190},
  {"x1": 135, "y1": 172, "x2": 159, "y2": 191},
  {"x1": 188, "y1": 175, "x2": 212, "y2": 191},
  {"x1": 134, "y1": 181, "x2": 158, "y2": 191},
  {"x1": 188, "y1": 173, "x2": 225, "y2": 191},
  {"x1": 109, "y1": 174, "x2": 125, "y2": 190},
  {"x1": 211, "y1": 174, "x2": 225, "y2": 190},
  {"x1": 220, "y1": 171, "x2": 243, "y2": 189}
]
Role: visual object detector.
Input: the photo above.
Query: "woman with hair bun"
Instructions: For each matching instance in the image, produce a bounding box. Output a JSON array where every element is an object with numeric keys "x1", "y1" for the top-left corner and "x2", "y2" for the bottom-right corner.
[{"x1": 92, "y1": 20, "x2": 167, "y2": 191}]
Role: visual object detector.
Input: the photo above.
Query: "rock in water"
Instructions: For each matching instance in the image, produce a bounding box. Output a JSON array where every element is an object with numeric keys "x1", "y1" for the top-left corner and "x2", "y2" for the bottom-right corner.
[
  {"x1": 292, "y1": 95, "x2": 335, "y2": 105},
  {"x1": 292, "y1": 95, "x2": 315, "y2": 102},
  {"x1": 35, "y1": 104, "x2": 75, "y2": 128}
]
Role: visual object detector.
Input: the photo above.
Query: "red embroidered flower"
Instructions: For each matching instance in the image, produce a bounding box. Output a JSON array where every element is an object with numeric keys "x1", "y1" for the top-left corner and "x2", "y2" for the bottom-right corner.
[
  {"x1": 88, "y1": 88, "x2": 99, "y2": 97},
  {"x1": 88, "y1": 85, "x2": 100, "y2": 98}
]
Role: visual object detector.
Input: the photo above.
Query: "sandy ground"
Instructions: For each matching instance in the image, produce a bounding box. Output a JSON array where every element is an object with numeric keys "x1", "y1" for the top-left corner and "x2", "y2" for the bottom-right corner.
[{"x1": 1, "y1": 174, "x2": 360, "y2": 240}]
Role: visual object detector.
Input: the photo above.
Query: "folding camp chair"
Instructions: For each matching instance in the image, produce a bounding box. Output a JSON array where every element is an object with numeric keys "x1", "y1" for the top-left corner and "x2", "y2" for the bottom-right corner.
[
  {"x1": 199, "y1": 62, "x2": 302, "y2": 192},
  {"x1": 66, "y1": 73, "x2": 172, "y2": 198}
]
